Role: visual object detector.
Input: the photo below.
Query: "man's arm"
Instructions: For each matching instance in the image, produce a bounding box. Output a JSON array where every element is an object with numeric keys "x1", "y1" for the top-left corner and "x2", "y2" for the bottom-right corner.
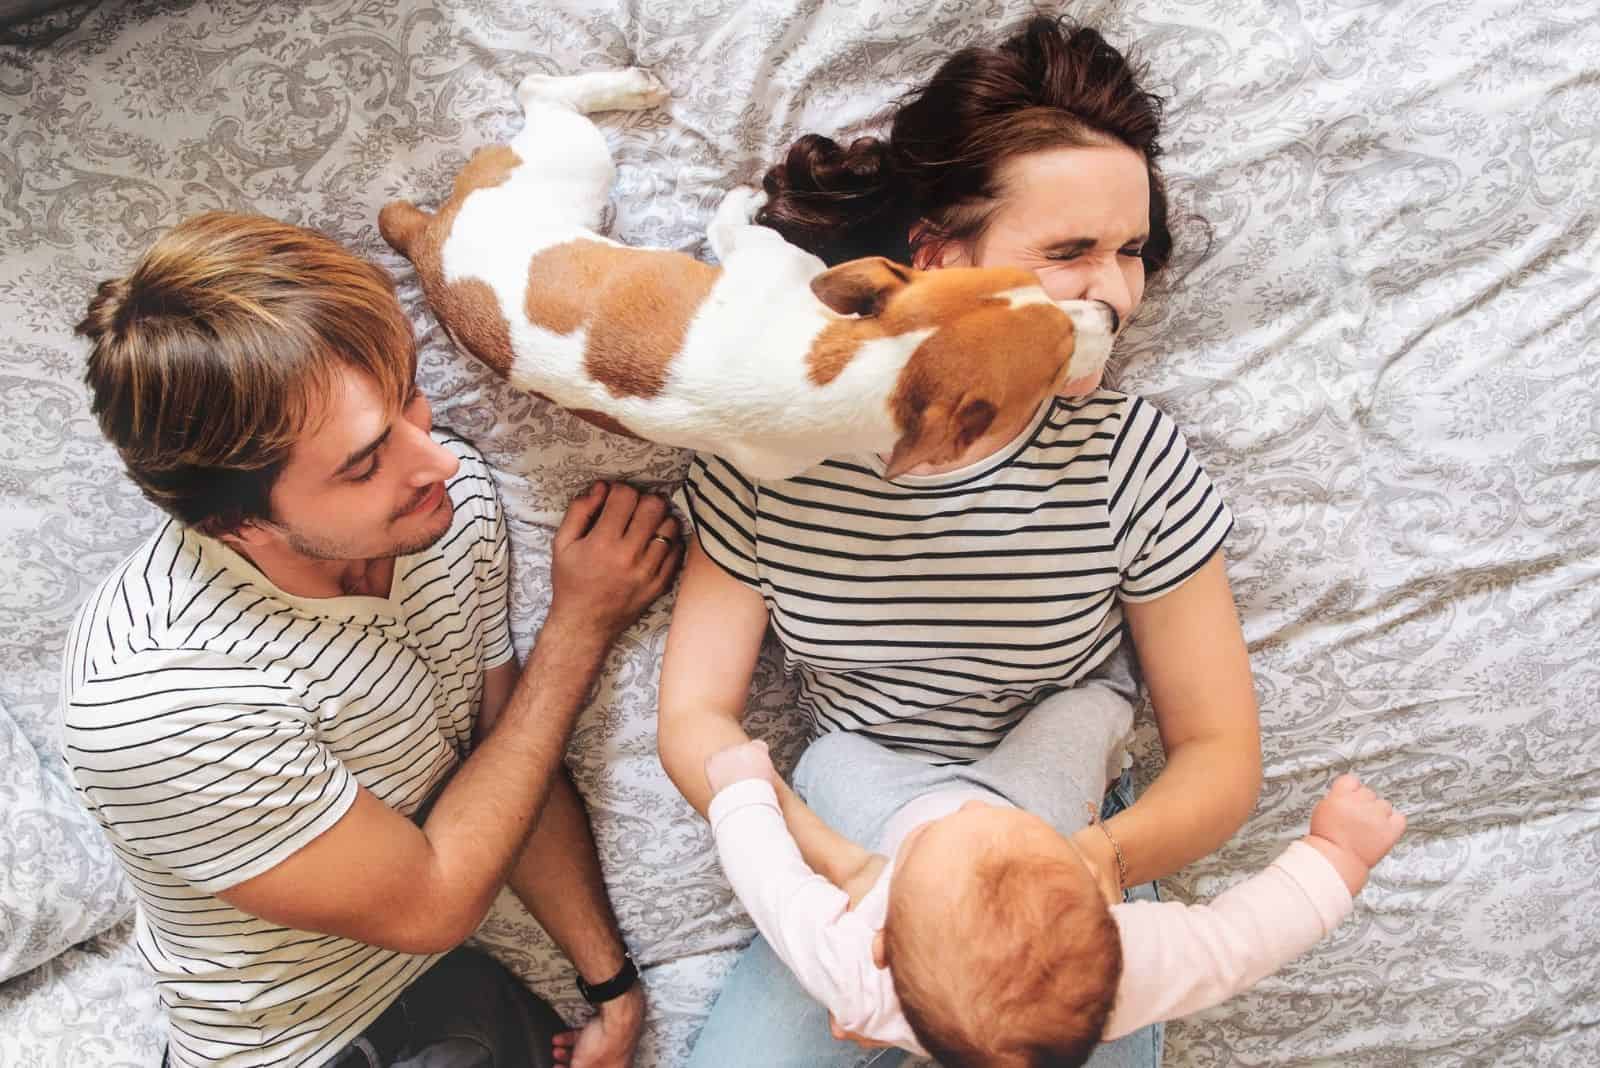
[
  {"x1": 509, "y1": 757, "x2": 642, "y2": 1068},
  {"x1": 218, "y1": 482, "x2": 679, "y2": 954},
  {"x1": 475, "y1": 657, "x2": 633, "y2": 986}
]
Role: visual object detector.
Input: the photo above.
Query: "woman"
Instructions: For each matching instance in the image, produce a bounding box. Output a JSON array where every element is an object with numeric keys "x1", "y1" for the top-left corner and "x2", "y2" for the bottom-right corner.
[{"x1": 658, "y1": 16, "x2": 1261, "y2": 1067}]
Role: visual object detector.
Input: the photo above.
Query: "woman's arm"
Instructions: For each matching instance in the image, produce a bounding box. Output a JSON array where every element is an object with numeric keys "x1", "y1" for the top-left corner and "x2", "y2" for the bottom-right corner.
[
  {"x1": 1072, "y1": 551, "x2": 1262, "y2": 895},
  {"x1": 658, "y1": 537, "x2": 773, "y2": 817}
]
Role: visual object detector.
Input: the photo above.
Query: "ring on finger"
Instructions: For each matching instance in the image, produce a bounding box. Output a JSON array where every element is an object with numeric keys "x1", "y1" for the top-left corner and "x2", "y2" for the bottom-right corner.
[{"x1": 650, "y1": 534, "x2": 675, "y2": 547}]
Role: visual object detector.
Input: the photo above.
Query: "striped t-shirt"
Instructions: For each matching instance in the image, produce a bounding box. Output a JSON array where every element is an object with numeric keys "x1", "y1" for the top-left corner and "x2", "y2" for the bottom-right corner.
[
  {"x1": 60, "y1": 433, "x2": 513, "y2": 1068},
  {"x1": 682, "y1": 391, "x2": 1232, "y2": 765}
]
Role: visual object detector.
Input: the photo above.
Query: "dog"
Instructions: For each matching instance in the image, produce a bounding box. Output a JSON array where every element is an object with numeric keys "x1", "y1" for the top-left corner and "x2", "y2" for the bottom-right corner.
[{"x1": 379, "y1": 69, "x2": 1117, "y2": 480}]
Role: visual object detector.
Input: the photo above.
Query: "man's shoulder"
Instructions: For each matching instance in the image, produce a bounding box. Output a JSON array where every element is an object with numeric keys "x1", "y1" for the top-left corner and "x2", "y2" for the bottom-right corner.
[
  {"x1": 433, "y1": 429, "x2": 502, "y2": 516},
  {"x1": 65, "y1": 520, "x2": 286, "y2": 705},
  {"x1": 69, "y1": 518, "x2": 186, "y2": 653},
  {"x1": 435, "y1": 429, "x2": 493, "y2": 482}
]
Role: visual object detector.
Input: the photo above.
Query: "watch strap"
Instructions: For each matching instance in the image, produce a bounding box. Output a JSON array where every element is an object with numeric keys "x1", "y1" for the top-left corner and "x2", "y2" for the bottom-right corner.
[{"x1": 576, "y1": 951, "x2": 638, "y2": 1006}]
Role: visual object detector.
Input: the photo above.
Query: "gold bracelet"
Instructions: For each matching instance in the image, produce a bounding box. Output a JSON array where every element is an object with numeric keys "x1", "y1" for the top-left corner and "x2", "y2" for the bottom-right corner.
[{"x1": 1084, "y1": 802, "x2": 1128, "y2": 893}]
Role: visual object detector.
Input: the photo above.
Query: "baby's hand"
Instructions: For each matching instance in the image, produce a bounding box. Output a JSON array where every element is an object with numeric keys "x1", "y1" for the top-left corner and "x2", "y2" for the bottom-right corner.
[
  {"x1": 1310, "y1": 773, "x2": 1406, "y2": 868},
  {"x1": 705, "y1": 739, "x2": 778, "y2": 796},
  {"x1": 1304, "y1": 774, "x2": 1406, "y2": 895}
]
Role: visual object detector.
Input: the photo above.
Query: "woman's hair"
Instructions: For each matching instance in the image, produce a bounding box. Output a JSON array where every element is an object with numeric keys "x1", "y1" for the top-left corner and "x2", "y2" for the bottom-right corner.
[
  {"x1": 77, "y1": 212, "x2": 416, "y2": 534},
  {"x1": 886, "y1": 841, "x2": 1123, "y2": 1068},
  {"x1": 757, "y1": 15, "x2": 1171, "y2": 273}
]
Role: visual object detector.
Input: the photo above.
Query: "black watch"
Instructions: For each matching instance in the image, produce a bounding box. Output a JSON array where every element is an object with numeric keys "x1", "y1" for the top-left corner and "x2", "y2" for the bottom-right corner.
[{"x1": 576, "y1": 951, "x2": 639, "y2": 1006}]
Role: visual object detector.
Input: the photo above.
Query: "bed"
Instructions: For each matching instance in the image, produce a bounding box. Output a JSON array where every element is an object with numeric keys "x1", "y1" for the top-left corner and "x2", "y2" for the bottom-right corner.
[{"x1": 2, "y1": 1, "x2": 1596, "y2": 1065}]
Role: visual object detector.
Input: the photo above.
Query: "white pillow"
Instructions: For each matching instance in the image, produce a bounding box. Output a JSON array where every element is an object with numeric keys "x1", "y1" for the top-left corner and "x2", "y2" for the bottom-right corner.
[{"x1": 0, "y1": 701, "x2": 134, "y2": 982}]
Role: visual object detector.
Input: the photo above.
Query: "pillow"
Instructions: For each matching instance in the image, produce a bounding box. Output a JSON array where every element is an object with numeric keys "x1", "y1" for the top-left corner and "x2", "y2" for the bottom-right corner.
[{"x1": 0, "y1": 700, "x2": 134, "y2": 982}]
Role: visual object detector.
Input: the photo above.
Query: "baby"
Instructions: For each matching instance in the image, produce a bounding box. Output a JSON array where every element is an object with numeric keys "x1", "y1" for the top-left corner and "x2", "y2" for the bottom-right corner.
[{"x1": 705, "y1": 718, "x2": 1406, "y2": 1068}]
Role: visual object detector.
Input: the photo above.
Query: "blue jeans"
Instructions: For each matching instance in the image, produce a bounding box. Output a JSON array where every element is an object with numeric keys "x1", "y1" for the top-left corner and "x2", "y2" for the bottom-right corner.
[{"x1": 686, "y1": 770, "x2": 1165, "y2": 1068}]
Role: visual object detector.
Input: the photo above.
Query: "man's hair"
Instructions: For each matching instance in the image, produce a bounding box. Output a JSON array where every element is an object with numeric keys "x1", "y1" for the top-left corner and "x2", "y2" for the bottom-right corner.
[
  {"x1": 76, "y1": 211, "x2": 416, "y2": 534},
  {"x1": 886, "y1": 840, "x2": 1124, "y2": 1068}
]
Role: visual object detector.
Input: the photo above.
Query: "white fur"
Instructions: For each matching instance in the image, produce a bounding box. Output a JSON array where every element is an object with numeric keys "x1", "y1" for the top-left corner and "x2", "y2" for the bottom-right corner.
[{"x1": 1060, "y1": 301, "x2": 1116, "y2": 380}]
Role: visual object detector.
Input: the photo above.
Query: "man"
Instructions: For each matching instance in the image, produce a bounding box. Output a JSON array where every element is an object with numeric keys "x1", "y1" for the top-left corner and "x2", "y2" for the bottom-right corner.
[{"x1": 64, "y1": 211, "x2": 680, "y2": 1067}]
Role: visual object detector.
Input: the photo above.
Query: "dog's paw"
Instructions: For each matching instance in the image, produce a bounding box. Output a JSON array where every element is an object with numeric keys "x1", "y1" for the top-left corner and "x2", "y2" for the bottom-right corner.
[
  {"x1": 717, "y1": 185, "x2": 769, "y2": 224},
  {"x1": 517, "y1": 69, "x2": 667, "y2": 113},
  {"x1": 617, "y1": 68, "x2": 670, "y2": 110},
  {"x1": 515, "y1": 72, "x2": 562, "y2": 108},
  {"x1": 584, "y1": 68, "x2": 668, "y2": 112}
]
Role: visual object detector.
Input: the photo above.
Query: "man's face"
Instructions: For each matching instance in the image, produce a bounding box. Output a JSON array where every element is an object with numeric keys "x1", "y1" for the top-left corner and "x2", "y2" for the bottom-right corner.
[{"x1": 260, "y1": 366, "x2": 461, "y2": 562}]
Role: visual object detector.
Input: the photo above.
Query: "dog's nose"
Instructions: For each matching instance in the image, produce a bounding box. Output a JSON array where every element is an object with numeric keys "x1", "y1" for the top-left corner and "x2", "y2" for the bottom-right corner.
[
  {"x1": 1053, "y1": 299, "x2": 1117, "y2": 343},
  {"x1": 1096, "y1": 299, "x2": 1120, "y2": 336}
]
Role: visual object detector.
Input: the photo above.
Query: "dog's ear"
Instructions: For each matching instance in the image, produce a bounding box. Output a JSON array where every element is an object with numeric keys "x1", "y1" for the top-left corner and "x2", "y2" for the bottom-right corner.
[
  {"x1": 883, "y1": 404, "x2": 947, "y2": 479},
  {"x1": 811, "y1": 257, "x2": 915, "y2": 316},
  {"x1": 884, "y1": 398, "x2": 996, "y2": 479},
  {"x1": 953, "y1": 399, "x2": 997, "y2": 452}
]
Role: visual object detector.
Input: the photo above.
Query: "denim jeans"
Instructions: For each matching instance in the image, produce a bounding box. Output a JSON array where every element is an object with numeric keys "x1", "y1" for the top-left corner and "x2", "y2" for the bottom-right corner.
[{"x1": 686, "y1": 769, "x2": 1165, "y2": 1068}]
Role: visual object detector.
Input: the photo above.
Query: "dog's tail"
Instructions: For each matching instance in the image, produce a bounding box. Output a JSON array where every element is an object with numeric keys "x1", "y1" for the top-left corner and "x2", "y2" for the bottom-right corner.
[{"x1": 378, "y1": 201, "x2": 431, "y2": 259}]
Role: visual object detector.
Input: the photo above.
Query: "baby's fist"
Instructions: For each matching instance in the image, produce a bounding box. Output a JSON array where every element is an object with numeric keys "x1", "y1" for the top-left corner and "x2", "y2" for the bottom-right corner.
[
  {"x1": 1309, "y1": 773, "x2": 1406, "y2": 870},
  {"x1": 705, "y1": 739, "x2": 778, "y2": 796}
]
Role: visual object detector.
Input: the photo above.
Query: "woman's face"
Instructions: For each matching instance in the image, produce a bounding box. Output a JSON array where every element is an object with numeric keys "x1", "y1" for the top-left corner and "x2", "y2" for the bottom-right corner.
[{"x1": 920, "y1": 143, "x2": 1150, "y2": 333}]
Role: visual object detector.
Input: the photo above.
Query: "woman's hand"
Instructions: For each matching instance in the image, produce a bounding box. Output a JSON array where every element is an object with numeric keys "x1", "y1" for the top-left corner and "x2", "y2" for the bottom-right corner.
[
  {"x1": 829, "y1": 1013, "x2": 895, "y2": 1050},
  {"x1": 1068, "y1": 826, "x2": 1124, "y2": 906},
  {"x1": 705, "y1": 739, "x2": 777, "y2": 796}
]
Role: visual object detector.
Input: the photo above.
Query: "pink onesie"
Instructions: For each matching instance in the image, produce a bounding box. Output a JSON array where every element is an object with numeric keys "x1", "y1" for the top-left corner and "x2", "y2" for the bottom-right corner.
[{"x1": 708, "y1": 779, "x2": 1354, "y2": 1056}]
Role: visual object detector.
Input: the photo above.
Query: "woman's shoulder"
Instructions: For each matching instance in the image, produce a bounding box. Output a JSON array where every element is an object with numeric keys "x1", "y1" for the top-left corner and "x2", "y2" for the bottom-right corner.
[
  {"x1": 1041, "y1": 389, "x2": 1186, "y2": 446},
  {"x1": 1038, "y1": 389, "x2": 1138, "y2": 441}
]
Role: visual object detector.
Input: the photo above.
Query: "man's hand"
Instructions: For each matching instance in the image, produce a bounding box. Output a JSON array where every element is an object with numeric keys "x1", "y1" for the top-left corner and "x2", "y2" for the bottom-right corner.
[
  {"x1": 552, "y1": 985, "x2": 644, "y2": 1068},
  {"x1": 550, "y1": 482, "x2": 680, "y2": 643},
  {"x1": 705, "y1": 738, "x2": 778, "y2": 796}
]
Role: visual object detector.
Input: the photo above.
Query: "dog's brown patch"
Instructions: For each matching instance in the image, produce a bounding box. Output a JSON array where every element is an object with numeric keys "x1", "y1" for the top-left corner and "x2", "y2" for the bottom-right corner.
[
  {"x1": 806, "y1": 319, "x2": 861, "y2": 386},
  {"x1": 567, "y1": 408, "x2": 639, "y2": 438},
  {"x1": 450, "y1": 144, "x2": 524, "y2": 202},
  {"x1": 806, "y1": 261, "x2": 1039, "y2": 389},
  {"x1": 525, "y1": 239, "x2": 719, "y2": 399},
  {"x1": 435, "y1": 276, "x2": 516, "y2": 375},
  {"x1": 380, "y1": 144, "x2": 527, "y2": 376}
]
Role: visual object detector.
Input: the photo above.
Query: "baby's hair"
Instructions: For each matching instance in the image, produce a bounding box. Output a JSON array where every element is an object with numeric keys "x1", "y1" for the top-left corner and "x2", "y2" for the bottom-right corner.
[{"x1": 886, "y1": 839, "x2": 1122, "y2": 1068}]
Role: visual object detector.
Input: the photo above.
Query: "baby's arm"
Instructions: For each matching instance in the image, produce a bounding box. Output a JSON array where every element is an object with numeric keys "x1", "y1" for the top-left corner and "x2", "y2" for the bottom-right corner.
[
  {"x1": 704, "y1": 742, "x2": 900, "y2": 1026},
  {"x1": 706, "y1": 740, "x2": 886, "y2": 900},
  {"x1": 1102, "y1": 774, "x2": 1405, "y2": 1040}
]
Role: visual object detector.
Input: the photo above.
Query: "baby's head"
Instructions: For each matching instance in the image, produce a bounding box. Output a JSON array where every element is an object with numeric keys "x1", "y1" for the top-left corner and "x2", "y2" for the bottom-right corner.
[{"x1": 882, "y1": 802, "x2": 1122, "y2": 1068}]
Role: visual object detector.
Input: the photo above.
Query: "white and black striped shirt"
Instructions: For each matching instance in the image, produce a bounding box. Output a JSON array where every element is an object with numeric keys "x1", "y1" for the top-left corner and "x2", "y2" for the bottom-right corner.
[
  {"x1": 60, "y1": 433, "x2": 512, "y2": 1068},
  {"x1": 683, "y1": 392, "x2": 1233, "y2": 765}
]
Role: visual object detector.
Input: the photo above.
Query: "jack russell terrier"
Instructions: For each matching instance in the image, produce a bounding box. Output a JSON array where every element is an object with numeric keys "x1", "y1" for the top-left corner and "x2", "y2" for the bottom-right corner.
[{"x1": 379, "y1": 69, "x2": 1117, "y2": 479}]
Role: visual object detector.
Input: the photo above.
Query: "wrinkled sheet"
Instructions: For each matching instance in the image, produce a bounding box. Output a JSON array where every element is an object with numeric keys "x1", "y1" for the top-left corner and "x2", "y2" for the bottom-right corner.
[{"x1": 1, "y1": 1, "x2": 1596, "y2": 1065}]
